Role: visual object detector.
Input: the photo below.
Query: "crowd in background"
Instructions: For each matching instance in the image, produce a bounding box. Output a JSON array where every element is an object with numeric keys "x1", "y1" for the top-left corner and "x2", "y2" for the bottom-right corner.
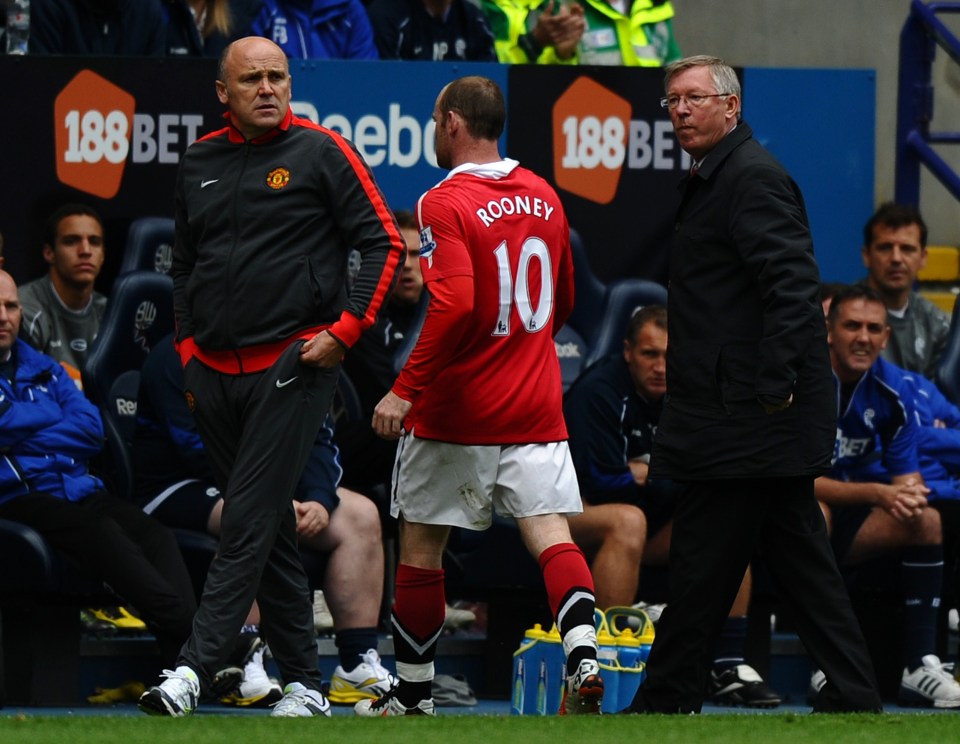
[{"x1": 4, "y1": 0, "x2": 680, "y2": 67}]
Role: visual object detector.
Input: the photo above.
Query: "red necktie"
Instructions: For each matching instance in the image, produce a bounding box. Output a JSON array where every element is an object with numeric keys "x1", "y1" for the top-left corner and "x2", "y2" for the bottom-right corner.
[{"x1": 690, "y1": 162, "x2": 699, "y2": 177}]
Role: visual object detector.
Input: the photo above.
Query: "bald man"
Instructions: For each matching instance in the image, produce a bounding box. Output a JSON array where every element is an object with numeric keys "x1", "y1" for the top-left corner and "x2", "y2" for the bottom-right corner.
[{"x1": 139, "y1": 37, "x2": 405, "y2": 718}]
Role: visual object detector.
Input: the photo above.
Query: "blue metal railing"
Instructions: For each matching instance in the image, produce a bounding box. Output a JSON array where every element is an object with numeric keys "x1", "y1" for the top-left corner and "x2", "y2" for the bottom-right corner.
[{"x1": 895, "y1": 0, "x2": 960, "y2": 205}]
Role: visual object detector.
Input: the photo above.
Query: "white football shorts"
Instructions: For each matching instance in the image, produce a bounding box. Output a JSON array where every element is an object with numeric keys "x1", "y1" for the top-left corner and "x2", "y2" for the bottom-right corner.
[{"x1": 390, "y1": 432, "x2": 583, "y2": 530}]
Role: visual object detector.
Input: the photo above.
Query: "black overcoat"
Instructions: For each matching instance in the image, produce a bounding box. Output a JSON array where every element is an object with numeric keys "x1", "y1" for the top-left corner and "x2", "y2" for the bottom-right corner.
[{"x1": 650, "y1": 122, "x2": 836, "y2": 480}]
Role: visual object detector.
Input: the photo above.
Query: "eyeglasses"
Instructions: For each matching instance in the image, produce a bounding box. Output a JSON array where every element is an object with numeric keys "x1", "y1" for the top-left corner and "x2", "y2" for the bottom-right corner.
[{"x1": 659, "y1": 93, "x2": 729, "y2": 110}]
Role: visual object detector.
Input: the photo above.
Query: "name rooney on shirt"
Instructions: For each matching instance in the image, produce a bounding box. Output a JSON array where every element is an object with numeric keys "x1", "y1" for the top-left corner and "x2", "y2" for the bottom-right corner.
[{"x1": 475, "y1": 194, "x2": 556, "y2": 227}]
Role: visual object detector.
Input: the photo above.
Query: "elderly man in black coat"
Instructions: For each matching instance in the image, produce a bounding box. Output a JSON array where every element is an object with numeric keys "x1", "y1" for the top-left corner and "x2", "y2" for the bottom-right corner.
[{"x1": 627, "y1": 55, "x2": 882, "y2": 715}]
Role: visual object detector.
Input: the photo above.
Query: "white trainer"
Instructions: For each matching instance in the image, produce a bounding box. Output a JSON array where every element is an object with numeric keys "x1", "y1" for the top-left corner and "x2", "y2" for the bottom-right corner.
[
  {"x1": 328, "y1": 648, "x2": 397, "y2": 703},
  {"x1": 443, "y1": 604, "x2": 477, "y2": 630},
  {"x1": 138, "y1": 666, "x2": 200, "y2": 717},
  {"x1": 220, "y1": 645, "x2": 283, "y2": 708},
  {"x1": 899, "y1": 654, "x2": 960, "y2": 708},
  {"x1": 313, "y1": 590, "x2": 335, "y2": 634},
  {"x1": 271, "y1": 682, "x2": 332, "y2": 717},
  {"x1": 631, "y1": 601, "x2": 666, "y2": 625}
]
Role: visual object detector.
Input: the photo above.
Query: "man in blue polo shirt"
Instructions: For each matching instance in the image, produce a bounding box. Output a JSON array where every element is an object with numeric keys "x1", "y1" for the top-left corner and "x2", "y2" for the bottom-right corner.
[{"x1": 815, "y1": 283, "x2": 960, "y2": 708}]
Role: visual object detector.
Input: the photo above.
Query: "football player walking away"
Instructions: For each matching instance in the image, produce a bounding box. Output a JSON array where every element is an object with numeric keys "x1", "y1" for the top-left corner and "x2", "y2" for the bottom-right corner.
[{"x1": 356, "y1": 75, "x2": 603, "y2": 717}]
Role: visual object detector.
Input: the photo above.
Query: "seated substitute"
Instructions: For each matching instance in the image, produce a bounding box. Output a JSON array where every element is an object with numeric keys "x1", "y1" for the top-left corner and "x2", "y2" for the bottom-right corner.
[
  {"x1": 0, "y1": 269, "x2": 196, "y2": 675},
  {"x1": 134, "y1": 332, "x2": 394, "y2": 706},
  {"x1": 815, "y1": 284, "x2": 960, "y2": 708},
  {"x1": 860, "y1": 202, "x2": 951, "y2": 378},
  {"x1": 18, "y1": 202, "x2": 107, "y2": 387},
  {"x1": 564, "y1": 304, "x2": 780, "y2": 708}
]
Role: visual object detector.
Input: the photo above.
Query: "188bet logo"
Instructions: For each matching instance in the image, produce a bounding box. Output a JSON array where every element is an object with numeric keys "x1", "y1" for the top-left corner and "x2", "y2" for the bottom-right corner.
[
  {"x1": 54, "y1": 70, "x2": 136, "y2": 199},
  {"x1": 552, "y1": 77, "x2": 631, "y2": 205}
]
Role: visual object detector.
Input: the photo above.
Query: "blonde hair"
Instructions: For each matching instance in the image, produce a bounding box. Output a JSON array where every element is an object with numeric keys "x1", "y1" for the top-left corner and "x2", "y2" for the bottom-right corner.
[{"x1": 200, "y1": 0, "x2": 233, "y2": 39}]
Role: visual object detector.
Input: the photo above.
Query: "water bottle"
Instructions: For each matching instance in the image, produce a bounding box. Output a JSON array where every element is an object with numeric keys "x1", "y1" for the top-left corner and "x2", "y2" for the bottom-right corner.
[
  {"x1": 511, "y1": 623, "x2": 546, "y2": 715},
  {"x1": 541, "y1": 624, "x2": 565, "y2": 713},
  {"x1": 6, "y1": 0, "x2": 29, "y2": 55},
  {"x1": 597, "y1": 625, "x2": 621, "y2": 714},
  {"x1": 535, "y1": 656, "x2": 548, "y2": 715},
  {"x1": 511, "y1": 655, "x2": 525, "y2": 716},
  {"x1": 615, "y1": 627, "x2": 645, "y2": 711}
]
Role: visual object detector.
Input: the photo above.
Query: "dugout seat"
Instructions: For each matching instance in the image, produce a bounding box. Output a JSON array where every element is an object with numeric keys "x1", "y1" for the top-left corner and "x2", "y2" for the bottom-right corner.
[
  {"x1": 119, "y1": 216, "x2": 175, "y2": 275},
  {"x1": 0, "y1": 517, "x2": 123, "y2": 705},
  {"x1": 390, "y1": 292, "x2": 430, "y2": 378},
  {"x1": 81, "y1": 271, "x2": 176, "y2": 500},
  {"x1": 583, "y1": 277, "x2": 668, "y2": 369},
  {"x1": 567, "y1": 227, "x2": 608, "y2": 351},
  {"x1": 555, "y1": 323, "x2": 589, "y2": 392},
  {"x1": 330, "y1": 367, "x2": 364, "y2": 428},
  {"x1": 934, "y1": 300, "x2": 960, "y2": 406}
]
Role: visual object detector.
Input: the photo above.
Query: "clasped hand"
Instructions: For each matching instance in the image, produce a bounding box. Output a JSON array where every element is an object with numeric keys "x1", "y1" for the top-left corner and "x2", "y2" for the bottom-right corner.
[{"x1": 880, "y1": 478, "x2": 930, "y2": 523}]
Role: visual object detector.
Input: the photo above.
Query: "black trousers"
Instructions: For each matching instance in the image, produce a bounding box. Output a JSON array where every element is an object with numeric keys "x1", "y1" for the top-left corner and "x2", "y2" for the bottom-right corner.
[
  {"x1": 0, "y1": 490, "x2": 196, "y2": 666},
  {"x1": 178, "y1": 342, "x2": 338, "y2": 690},
  {"x1": 632, "y1": 476, "x2": 882, "y2": 713}
]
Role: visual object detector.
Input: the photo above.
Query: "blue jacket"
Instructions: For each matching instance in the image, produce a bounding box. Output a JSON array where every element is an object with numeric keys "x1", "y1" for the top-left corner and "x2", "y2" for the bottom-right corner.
[
  {"x1": 251, "y1": 0, "x2": 379, "y2": 59},
  {"x1": 0, "y1": 340, "x2": 105, "y2": 506},
  {"x1": 854, "y1": 368, "x2": 960, "y2": 501},
  {"x1": 828, "y1": 356, "x2": 919, "y2": 482}
]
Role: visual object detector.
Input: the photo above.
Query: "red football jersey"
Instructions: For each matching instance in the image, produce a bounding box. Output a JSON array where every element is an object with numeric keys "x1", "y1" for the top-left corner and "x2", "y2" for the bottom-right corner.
[{"x1": 393, "y1": 160, "x2": 574, "y2": 444}]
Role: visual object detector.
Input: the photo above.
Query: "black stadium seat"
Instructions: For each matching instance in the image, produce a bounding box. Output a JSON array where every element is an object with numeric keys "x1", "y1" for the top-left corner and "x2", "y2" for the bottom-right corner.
[
  {"x1": 567, "y1": 228, "x2": 608, "y2": 351},
  {"x1": 565, "y1": 227, "x2": 668, "y2": 373},
  {"x1": 555, "y1": 323, "x2": 589, "y2": 392},
  {"x1": 119, "y1": 216, "x2": 175, "y2": 275},
  {"x1": 583, "y1": 277, "x2": 668, "y2": 369},
  {"x1": 82, "y1": 271, "x2": 176, "y2": 499},
  {"x1": 934, "y1": 300, "x2": 960, "y2": 405}
]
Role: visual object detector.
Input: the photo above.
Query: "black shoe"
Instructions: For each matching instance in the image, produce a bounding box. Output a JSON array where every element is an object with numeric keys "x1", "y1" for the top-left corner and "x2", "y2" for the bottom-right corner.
[
  {"x1": 709, "y1": 664, "x2": 782, "y2": 708},
  {"x1": 228, "y1": 632, "x2": 264, "y2": 668},
  {"x1": 207, "y1": 634, "x2": 263, "y2": 699}
]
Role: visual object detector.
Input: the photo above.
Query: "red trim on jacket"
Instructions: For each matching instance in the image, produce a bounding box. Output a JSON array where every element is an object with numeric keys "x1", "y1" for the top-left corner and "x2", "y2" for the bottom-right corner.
[
  {"x1": 224, "y1": 107, "x2": 293, "y2": 144},
  {"x1": 294, "y1": 117, "x2": 406, "y2": 347},
  {"x1": 176, "y1": 324, "x2": 329, "y2": 373}
]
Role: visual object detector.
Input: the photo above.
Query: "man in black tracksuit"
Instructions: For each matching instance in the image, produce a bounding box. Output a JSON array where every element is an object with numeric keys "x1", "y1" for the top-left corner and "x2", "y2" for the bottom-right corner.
[{"x1": 140, "y1": 36, "x2": 405, "y2": 718}]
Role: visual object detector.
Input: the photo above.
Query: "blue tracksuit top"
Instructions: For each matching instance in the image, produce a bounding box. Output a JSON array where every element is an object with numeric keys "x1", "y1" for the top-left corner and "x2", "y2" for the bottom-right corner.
[
  {"x1": 0, "y1": 339, "x2": 105, "y2": 506},
  {"x1": 828, "y1": 356, "x2": 919, "y2": 482}
]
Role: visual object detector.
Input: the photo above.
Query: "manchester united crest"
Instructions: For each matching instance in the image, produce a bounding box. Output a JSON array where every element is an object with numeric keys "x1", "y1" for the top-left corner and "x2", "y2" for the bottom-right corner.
[{"x1": 267, "y1": 167, "x2": 291, "y2": 190}]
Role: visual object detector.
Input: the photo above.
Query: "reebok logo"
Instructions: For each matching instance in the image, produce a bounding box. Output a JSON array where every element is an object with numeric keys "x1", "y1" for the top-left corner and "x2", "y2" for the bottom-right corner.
[
  {"x1": 552, "y1": 77, "x2": 632, "y2": 205},
  {"x1": 55, "y1": 70, "x2": 136, "y2": 199}
]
